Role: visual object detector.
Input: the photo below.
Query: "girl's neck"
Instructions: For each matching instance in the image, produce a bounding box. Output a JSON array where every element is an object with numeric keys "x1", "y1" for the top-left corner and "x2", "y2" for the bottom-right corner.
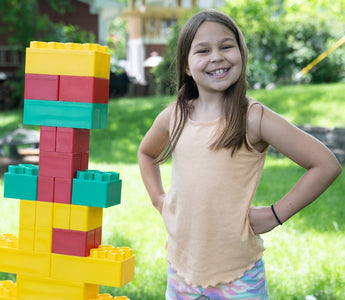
[{"x1": 189, "y1": 96, "x2": 223, "y2": 122}]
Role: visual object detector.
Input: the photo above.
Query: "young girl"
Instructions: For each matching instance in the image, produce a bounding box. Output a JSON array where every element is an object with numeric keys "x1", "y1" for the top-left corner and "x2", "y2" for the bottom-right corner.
[{"x1": 138, "y1": 9, "x2": 341, "y2": 299}]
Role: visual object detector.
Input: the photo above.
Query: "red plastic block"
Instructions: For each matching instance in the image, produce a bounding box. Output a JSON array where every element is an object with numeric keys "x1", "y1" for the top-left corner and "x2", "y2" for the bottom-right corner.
[
  {"x1": 39, "y1": 151, "x2": 88, "y2": 178},
  {"x1": 52, "y1": 227, "x2": 101, "y2": 257},
  {"x1": 59, "y1": 75, "x2": 109, "y2": 103},
  {"x1": 56, "y1": 128, "x2": 90, "y2": 153},
  {"x1": 54, "y1": 177, "x2": 73, "y2": 204},
  {"x1": 24, "y1": 73, "x2": 59, "y2": 101},
  {"x1": 94, "y1": 227, "x2": 102, "y2": 246},
  {"x1": 39, "y1": 126, "x2": 57, "y2": 152},
  {"x1": 37, "y1": 176, "x2": 54, "y2": 202}
]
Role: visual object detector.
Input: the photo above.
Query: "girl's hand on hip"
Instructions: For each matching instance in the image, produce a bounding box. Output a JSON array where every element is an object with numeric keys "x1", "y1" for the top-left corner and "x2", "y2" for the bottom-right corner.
[{"x1": 249, "y1": 206, "x2": 280, "y2": 234}]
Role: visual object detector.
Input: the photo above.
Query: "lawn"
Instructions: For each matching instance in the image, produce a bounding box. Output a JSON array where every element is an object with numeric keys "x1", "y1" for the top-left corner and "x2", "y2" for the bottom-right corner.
[{"x1": 0, "y1": 83, "x2": 344, "y2": 299}]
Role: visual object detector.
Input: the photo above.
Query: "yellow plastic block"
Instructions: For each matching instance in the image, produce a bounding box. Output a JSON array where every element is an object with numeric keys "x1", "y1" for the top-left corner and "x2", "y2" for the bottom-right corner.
[
  {"x1": 18, "y1": 226, "x2": 35, "y2": 250},
  {"x1": 0, "y1": 247, "x2": 50, "y2": 277},
  {"x1": 25, "y1": 41, "x2": 110, "y2": 79},
  {"x1": 36, "y1": 201, "x2": 54, "y2": 228},
  {"x1": 53, "y1": 203, "x2": 71, "y2": 230},
  {"x1": 90, "y1": 294, "x2": 130, "y2": 300},
  {"x1": 0, "y1": 234, "x2": 18, "y2": 249},
  {"x1": 34, "y1": 226, "x2": 52, "y2": 253},
  {"x1": 51, "y1": 245, "x2": 135, "y2": 287},
  {"x1": 70, "y1": 204, "x2": 103, "y2": 231},
  {"x1": 19, "y1": 200, "x2": 36, "y2": 227},
  {"x1": 0, "y1": 280, "x2": 16, "y2": 299},
  {"x1": 17, "y1": 275, "x2": 99, "y2": 300}
]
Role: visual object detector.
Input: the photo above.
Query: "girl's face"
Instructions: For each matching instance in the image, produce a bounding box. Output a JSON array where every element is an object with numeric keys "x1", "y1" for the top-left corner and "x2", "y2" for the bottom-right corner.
[{"x1": 186, "y1": 21, "x2": 242, "y2": 97}]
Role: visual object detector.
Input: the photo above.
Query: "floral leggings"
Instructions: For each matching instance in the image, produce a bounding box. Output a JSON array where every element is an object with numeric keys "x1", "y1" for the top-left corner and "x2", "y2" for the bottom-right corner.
[{"x1": 165, "y1": 259, "x2": 269, "y2": 300}]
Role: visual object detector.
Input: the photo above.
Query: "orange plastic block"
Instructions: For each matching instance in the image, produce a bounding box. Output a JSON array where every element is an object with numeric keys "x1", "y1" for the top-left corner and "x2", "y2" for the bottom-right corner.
[
  {"x1": 16, "y1": 275, "x2": 99, "y2": 300},
  {"x1": 51, "y1": 245, "x2": 135, "y2": 287}
]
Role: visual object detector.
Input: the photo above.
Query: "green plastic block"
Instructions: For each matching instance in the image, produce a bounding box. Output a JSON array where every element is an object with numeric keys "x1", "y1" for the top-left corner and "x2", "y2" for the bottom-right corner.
[
  {"x1": 4, "y1": 164, "x2": 38, "y2": 200},
  {"x1": 71, "y1": 170, "x2": 122, "y2": 208},
  {"x1": 23, "y1": 99, "x2": 108, "y2": 129}
]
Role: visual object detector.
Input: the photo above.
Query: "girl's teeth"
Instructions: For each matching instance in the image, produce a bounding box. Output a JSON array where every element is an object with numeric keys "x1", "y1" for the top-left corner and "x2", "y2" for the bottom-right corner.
[{"x1": 210, "y1": 69, "x2": 228, "y2": 75}]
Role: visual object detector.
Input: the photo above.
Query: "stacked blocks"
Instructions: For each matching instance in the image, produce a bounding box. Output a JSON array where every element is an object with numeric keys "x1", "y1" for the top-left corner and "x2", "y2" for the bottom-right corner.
[{"x1": 0, "y1": 41, "x2": 134, "y2": 300}]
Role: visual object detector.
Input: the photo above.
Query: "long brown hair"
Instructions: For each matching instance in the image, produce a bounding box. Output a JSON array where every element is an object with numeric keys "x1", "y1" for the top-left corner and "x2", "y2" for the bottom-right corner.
[{"x1": 156, "y1": 9, "x2": 250, "y2": 163}]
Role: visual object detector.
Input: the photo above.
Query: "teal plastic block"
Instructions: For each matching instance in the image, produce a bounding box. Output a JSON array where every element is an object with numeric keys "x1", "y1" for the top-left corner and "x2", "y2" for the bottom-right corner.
[
  {"x1": 4, "y1": 164, "x2": 38, "y2": 200},
  {"x1": 23, "y1": 99, "x2": 108, "y2": 129},
  {"x1": 71, "y1": 170, "x2": 122, "y2": 208}
]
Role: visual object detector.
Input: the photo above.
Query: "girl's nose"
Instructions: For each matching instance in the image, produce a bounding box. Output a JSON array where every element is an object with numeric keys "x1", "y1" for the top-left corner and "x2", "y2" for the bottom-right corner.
[{"x1": 210, "y1": 50, "x2": 224, "y2": 62}]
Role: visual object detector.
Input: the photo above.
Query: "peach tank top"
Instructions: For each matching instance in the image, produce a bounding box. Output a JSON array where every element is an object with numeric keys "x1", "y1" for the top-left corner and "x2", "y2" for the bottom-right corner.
[{"x1": 162, "y1": 101, "x2": 266, "y2": 288}]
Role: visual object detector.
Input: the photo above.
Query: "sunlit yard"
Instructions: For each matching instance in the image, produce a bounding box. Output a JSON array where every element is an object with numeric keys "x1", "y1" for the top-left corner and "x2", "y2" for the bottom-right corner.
[{"x1": 0, "y1": 83, "x2": 344, "y2": 299}]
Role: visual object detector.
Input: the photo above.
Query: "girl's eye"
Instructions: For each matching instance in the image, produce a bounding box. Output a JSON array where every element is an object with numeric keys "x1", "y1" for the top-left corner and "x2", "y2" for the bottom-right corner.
[
  {"x1": 221, "y1": 45, "x2": 234, "y2": 50},
  {"x1": 196, "y1": 49, "x2": 209, "y2": 54}
]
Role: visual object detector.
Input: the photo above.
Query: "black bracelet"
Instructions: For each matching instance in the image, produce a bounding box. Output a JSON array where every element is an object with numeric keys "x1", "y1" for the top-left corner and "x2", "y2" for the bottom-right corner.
[{"x1": 271, "y1": 204, "x2": 283, "y2": 225}]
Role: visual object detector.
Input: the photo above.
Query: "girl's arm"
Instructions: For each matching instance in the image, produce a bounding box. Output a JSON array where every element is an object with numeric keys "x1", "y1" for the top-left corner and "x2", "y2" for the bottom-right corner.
[
  {"x1": 248, "y1": 104, "x2": 342, "y2": 234},
  {"x1": 137, "y1": 105, "x2": 173, "y2": 214}
]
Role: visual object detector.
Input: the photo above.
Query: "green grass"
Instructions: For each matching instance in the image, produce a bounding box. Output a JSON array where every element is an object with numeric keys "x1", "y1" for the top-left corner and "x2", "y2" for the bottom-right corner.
[{"x1": 0, "y1": 83, "x2": 344, "y2": 299}]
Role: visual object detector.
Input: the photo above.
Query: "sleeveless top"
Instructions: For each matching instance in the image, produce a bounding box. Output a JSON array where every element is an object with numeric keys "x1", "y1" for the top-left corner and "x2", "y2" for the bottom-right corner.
[{"x1": 162, "y1": 100, "x2": 266, "y2": 288}]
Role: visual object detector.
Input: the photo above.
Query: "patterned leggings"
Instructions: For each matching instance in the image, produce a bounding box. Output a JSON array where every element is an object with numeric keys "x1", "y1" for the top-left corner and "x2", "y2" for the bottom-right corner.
[{"x1": 165, "y1": 259, "x2": 269, "y2": 300}]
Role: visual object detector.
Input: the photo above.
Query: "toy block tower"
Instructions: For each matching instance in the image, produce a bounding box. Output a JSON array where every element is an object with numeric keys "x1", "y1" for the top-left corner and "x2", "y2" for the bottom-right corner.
[{"x1": 0, "y1": 41, "x2": 135, "y2": 300}]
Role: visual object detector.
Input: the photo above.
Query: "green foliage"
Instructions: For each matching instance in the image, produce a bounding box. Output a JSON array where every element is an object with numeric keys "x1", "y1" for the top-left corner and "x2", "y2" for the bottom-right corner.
[
  {"x1": 0, "y1": 0, "x2": 96, "y2": 110},
  {"x1": 222, "y1": 0, "x2": 345, "y2": 86}
]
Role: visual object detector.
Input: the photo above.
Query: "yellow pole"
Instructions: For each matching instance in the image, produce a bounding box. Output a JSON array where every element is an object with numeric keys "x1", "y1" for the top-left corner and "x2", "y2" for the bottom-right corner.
[{"x1": 295, "y1": 35, "x2": 345, "y2": 79}]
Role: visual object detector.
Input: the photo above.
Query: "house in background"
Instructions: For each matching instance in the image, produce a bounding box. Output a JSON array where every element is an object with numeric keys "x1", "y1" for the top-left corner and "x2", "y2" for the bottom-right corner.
[
  {"x1": 0, "y1": 0, "x2": 121, "y2": 79},
  {"x1": 122, "y1": 0, "x2": 225, "y2": 85}
]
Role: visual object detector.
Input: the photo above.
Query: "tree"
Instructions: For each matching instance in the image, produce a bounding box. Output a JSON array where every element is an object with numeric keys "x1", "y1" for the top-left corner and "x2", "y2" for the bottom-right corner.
[{"x1": 0, "y1": 0, "x2": 96, "y2": 109}]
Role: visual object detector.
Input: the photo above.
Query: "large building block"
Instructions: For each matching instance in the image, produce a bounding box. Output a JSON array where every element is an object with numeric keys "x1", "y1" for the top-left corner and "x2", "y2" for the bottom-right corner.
[
  {"x1": 25, "y1": 41, "x2": 110, "y2": 79},
  {"x1": 70, "y1": 205, "x2": 103, "y2": 231},
  {"x1": 24, "y1": 74, "x2": 59, "y2": 101},
  {"x1": 34, "y1": 226, "x2": 52, "y2": 253},
  {"x1": 16, "y1": 275, "x2": 99, "y2": 300},
  {"x1": 90, "y1": 294, "x2": 130, "y2": 300},
  {"x1": 4, "y1": 164, "x2": 38, "y2": 201},
  {"x1": 0, "y1": 234, "x2": 18, "y2": 249},
  {"x1": 18, "y1": 201, "x2": 36, "y2": 250},
  {"x1": 56, "y1": 128, "x2": 90, "y2": 153},
  {"x1": 18, "y1": 226, "x2": 35, "y2": 251},
  {"x1": 72, "y1": 170, "x2": 122, "y2": 208},
  {"x1": 54, "y1": 177, "x2": 73, "y2": 204},
  {"x1": 23, "y1": 99, "x2": 108, "y2": 129},
  {"x1": 53, "y1": 203, "x2": 71, "y2": 229},
  {"x1": 59, "y1": 75, "x2": 109, "y2": 104},
  {"x1": 0, "y1": 247, "x2": 51, "y2": 277},
  {"x1": 19, "y1": 200, "x2": 36, "y2": 227},
  {"x1": 35, "y1": 202, "x2": 54, "y2": 228},
  {"x1": 39, "y1": 151, "x2": 87, "y2": 179},
  {"x1": 0, "y1": 280, "x2": 16, "y2": 299},
  {"x1": 37, "y1": 176, "x2": 54, "y2": 202},
  {"x1": 39, "y1": 126, "x2": 57, "y2": 152},
  {"x1": 51, "y1": 245, "x2": 135, "y2": 287},
  {"x1": 52, "y1": 227, "x2": 100, "y2": 257}
]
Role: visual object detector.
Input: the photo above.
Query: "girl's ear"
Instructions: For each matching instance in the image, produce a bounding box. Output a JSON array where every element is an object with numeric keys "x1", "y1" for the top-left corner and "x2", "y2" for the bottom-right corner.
[{"x1": 186, "y1": 65, "x2": 191, "y2": 76}]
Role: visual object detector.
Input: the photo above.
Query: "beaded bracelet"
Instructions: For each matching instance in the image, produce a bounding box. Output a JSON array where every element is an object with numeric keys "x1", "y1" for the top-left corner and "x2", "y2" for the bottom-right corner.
[{"x1": 271, "y1": 204, "x2": 283, "y2": 225}]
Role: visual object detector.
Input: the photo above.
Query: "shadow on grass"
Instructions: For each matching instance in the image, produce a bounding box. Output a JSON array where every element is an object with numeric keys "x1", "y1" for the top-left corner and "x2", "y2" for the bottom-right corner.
[{"x1": 254, "y1": 158, "x2": 345, "y2": 233}]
